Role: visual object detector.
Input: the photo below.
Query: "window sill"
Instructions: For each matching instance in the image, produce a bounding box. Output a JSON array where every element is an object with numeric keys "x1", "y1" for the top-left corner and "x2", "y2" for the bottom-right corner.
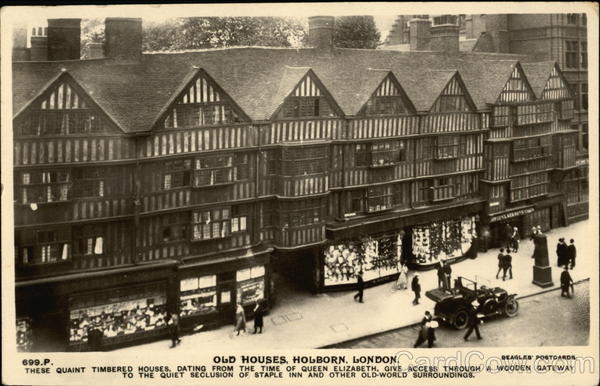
[
  {"x1": 193, "y1": 181, "x2": 235, "y2": 188},
  {"x1": 369, "y1": 163, "x2": 396, "y2": 169}
]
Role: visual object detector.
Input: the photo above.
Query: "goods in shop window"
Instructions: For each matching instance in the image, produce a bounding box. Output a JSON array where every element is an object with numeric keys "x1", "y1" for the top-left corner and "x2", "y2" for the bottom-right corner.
[
  {"x1": 69, "y1": 296, "x2": 167, "y2": 345},
  {"x1": 16, "y1": 318, "x2": 33, "y2": 352}
]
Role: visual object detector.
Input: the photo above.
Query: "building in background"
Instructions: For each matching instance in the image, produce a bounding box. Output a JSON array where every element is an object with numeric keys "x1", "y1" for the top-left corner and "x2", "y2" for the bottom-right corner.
[
  {"x1": 384, "y1": 13, "x2": 589, "y2": 224},
  {"x1": 12, "y1": 16, "x2": 582, "y2": 351}
]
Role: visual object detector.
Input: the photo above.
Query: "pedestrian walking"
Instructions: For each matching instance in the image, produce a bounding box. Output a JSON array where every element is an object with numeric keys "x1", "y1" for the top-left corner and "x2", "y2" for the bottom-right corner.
[
  {"x1": 437, "y1": 261, "x2": 445, "y2": 288},
  {"x1": 510, "y1": 227, "x2": 520, "y2": 252},
  {"x1": 426, "y1": 320, "x2": 438, "y2": 348},
  {"x1": 567, "y1": 239, "x2": 577, "y2": 269},
  {"x1": 396, "y1": 263, "x2": 408, "y2": 290},
  {"x1": 503, "y1": 248, "x2": 513, "y2": 280},
  {"x1": 413, "y1": 311, "x2": 432, "y2": 347},
  {"x1": 353, "y1": 271, "x2": 364, "y2": 303},
  {"x1": 252, "y1": 301, "x2": 264, "y2": 334},
  {"x1": 411, "y1": 275, "x2": 421, "y2": 305},
  {"x1": 463, "y1": 302, "x2": 483, "y2": 341},
  {"x1": 168, "y1": 312, "x2": 181, "y2": 348},
  {"x1": 560, "y1": 266, "x2": 574, "y2": 298},
  {"x1": 234, "y1": 302, "x2": 246, "y2": 336},
  {"x1": 496, "y1": 248, "x2": 505, "y2": 279},
  {"x1": 556, "y1": 238, "x2": 568, "y2": 267}
]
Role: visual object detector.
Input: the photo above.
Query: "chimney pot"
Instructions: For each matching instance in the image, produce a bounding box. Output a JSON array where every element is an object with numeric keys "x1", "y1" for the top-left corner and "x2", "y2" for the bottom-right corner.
[
  {"x1": 308, "y1": 16, "x2": 335, "y2": 53},
  {"x1": 48, "y1": 18, "x2": 81, "y2": 60},
  {"x1": 105, "y1": 18, "x2": 142, "y2": 63}
]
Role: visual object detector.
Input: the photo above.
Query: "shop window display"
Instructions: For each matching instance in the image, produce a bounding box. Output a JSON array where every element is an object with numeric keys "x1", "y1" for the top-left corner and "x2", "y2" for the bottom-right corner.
[
  {"x1": 16, "y1": 318, "x2": 33, "y2": 352},
  {"x1": 68, "y1": 286, "x2": 168, "y2": 346},
  {"x1": 236, "y1": 266, "x2": 265, "y2": 305},
  {"x1": 180, "y1": 275, "x2": 217, "y2": 317},
  {"x1": 323, "y1": 234, "x2": 404, "y2": 287},
  {"x1": 411, "y1": 216, "x2": 476, "y2": 265}
]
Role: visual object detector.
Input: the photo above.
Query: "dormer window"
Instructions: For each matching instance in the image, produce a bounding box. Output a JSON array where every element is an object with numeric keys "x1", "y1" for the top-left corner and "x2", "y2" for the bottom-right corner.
[{"x1": 281, "y1": 96, "x2": 333, "y2": 118}]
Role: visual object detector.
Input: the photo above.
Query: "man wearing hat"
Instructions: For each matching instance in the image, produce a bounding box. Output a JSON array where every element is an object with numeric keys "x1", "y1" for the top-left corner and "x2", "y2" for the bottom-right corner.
[
  {"x1": 413, "y1": 311, "x2": 433, "y2": 348},
  {"x1": 556, "y1": 238, "x2": 568, "y2": 267},
  {"x1": 411, "y1": 275, "x2": 421, "y2": 305},
  {"x1": 463, "y1": 300, "x2": 483, "y2": 341},
  {"x1": 567, "y1": 239, "x2": 577, "y2": 269}
]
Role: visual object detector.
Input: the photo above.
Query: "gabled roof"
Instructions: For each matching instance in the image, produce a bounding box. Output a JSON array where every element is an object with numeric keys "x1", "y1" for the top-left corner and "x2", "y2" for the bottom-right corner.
[
  {"x1": 520, "y1": 61, "x2": 558, "y2": 99},
  {"x1": 458, "y1": 59, "x2": 520, "y2": 107},
  {"x1": 13, "y1": 47, "x2": 531, "y2": 133},
  {"x1": 13, "y1": 69, "x2": 126, "y2": 133}
]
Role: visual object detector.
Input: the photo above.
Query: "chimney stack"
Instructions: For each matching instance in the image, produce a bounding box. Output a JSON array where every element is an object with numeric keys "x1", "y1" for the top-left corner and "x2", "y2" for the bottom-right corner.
[
  {"x1": 105, "y1": 18, "x2": 142, "y2": 63},
  {"x1": 308, "y1": 16, "x2": 335, "y2": 53},
  {"x1": 30, "y1": 27, "x2": 48, "y2": 61},
  {"x1": 409, "y1": 18, "x2": 431, "y2": 51},
  {"x1": 48, "y1": 18, "x2": 81, "y2": 60},
  {"x1": 12, "y1": 22, "x2": 29, "y2": 61},
  {"x1": 485, "y1": 14, "x2": 509, "y2": 53},
  {"x1": 430, "y1": 15, "x2": 460, "y2": 54}
]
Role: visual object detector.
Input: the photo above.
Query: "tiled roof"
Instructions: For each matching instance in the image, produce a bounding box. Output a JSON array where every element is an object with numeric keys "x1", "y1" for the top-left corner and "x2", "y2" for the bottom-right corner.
[
  {"x1": 14, "y1": 47, "x2": 541, "y2": 133},
  {"x1": 521, "y1": 61, "x2": 556, "y2": 98}
]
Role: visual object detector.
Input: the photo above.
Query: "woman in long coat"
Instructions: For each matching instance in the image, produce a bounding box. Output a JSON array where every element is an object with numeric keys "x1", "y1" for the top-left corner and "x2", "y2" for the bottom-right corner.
[
  {"x1": 234, "y1": 303, "x2": 246, "y2": 336},
  {"x1": 396, "y1": 263, "x2": 408, "y2": 290}
]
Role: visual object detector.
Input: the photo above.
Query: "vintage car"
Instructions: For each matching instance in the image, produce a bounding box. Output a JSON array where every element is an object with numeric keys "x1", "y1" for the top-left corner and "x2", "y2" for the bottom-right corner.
[{"x1": 425, "y1": 276, "x2": 519, "y2": 329}]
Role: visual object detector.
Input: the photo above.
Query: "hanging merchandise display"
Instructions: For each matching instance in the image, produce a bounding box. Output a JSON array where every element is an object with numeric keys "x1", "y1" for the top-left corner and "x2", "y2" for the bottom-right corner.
[
  {"x1": 323, "y1": 234, "x2": 402, "y2": 287},
  {"x1": 411, "y1": 216, "x2": 477, "y2": 266},
  {"x1": 16, "y1": 318, "x2": 33, "y2": 352}
]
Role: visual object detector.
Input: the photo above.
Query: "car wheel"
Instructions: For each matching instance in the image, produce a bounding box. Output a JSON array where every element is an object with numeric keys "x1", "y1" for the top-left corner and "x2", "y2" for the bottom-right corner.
[
  {"x1": 503, "y1": 296, "x2": 519, "y2": 317},
  {"x1": 453, "y1": 308, "x2": 469, "y2": 330}
]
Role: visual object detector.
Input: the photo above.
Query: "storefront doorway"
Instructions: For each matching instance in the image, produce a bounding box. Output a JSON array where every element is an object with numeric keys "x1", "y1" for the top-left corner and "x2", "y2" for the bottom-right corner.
[{"x1": 217, "y1": 272, "x2": 236, "y2": 325}]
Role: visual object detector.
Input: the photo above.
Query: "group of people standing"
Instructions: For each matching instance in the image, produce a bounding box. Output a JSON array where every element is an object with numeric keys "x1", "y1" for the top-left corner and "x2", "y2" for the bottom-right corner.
[
  {"x1": 556, "y1": 238, "x2": 577, "y2": 269},
  {"x1": 234, "y1": 301, "x2": 265, "y2": 336}
]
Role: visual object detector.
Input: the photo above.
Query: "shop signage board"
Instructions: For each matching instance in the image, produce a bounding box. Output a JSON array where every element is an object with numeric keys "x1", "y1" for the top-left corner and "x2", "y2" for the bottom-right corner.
[{"x1": 489, "y1": 207, "x2": 535, "y2": 223}]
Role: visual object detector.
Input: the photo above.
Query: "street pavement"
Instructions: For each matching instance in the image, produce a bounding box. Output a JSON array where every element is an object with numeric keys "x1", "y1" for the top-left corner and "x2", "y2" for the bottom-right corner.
[
  {"x1": 329, "y1": 280, "x2": 590, "y2": 348},
  {"x1": 114, "y1": 219, "x2": 591, "y2": 353}
]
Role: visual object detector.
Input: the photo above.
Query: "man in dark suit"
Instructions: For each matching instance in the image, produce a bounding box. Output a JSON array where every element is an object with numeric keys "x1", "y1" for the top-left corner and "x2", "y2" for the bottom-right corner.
[
  {"x1": 567, "y1": 239, "x2": 577, "y2": 269},
  {"x1": 503, "y1": 249, "x2": 513, "y2": 280},
  {"x1": 413, "y1": 311, "x2": 433, "y2": 348},
  {"x1": 353, "y1": 271, "x2": 364, "y2": 303},
  {"x1": 437, "y1": 261, "x2": 445, "y2": 288},
  {"x1": 560, "y1": 266, "x2": 574, "y2": 298},
  {"x1": 443, "y1": 262, "x2": 452, "y2": 289},
  {"x1": 463, "y1": 302, "x2": 483, "y2": 341},
  {"x1": 411, "y1": 275, "x2": 421, "y2": 305},
  {"x1": 556, "y1": 238, "x2": 567, "y2": 267},
  {"x1": 496, "y1": 248, "x2": 505, "y2": 279}
]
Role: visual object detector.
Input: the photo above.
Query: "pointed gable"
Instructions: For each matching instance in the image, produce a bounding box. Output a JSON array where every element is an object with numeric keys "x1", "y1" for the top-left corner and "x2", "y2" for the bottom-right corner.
[
  {"x1": 541, "y1": 63, "x2": 573, "y2": 100},
  {"x1": 158, "y1": 69, "x2": 249, "y2": 130},
  {"x1": 274, "y1": 70, "x2": 342, "y2": 119},
  {"x1": 430, "y1": 72, "x2": 476, "y2": 113},
  {"x1": 14, "y1": 72, "x2": 122, "y2": 136},
  {"x1": 361, "y1": 73, "x2": 415, "y2": 115},
  {"x1": 496, "y1": 63, "x2": 535, "y2": 104}
]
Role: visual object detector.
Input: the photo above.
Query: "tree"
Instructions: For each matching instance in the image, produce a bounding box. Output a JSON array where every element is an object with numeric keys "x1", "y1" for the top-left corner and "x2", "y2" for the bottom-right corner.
[
  {"x1": 142, "y1": 17, "x2": 306, "y2": 51},
  {"x1": 333, "y1": 16, "x2": 381, "y2": 49}
]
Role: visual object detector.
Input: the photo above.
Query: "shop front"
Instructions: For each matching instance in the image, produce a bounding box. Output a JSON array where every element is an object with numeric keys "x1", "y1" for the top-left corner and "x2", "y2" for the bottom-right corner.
[
  {"x1": 177, "y1": 245, "x2": 271, "y2": 331},
  {"x1": 487, "y1": 206, "x2": 535, "y2": 248},
  {"x1": 15, "y1": 260, "x2": 178, "y2": 352},
  {"x1": 321, "y1": 233, "x2": 402, "y2": 289},
  {"x1": 319, "y1": 207, "x2": 480, "y2": 290}
]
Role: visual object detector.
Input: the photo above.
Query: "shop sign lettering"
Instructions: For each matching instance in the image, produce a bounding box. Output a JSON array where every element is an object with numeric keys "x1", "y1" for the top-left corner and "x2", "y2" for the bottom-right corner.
[{"x1": 490, "y1": 207, "x2": 534, "y2": 223}]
